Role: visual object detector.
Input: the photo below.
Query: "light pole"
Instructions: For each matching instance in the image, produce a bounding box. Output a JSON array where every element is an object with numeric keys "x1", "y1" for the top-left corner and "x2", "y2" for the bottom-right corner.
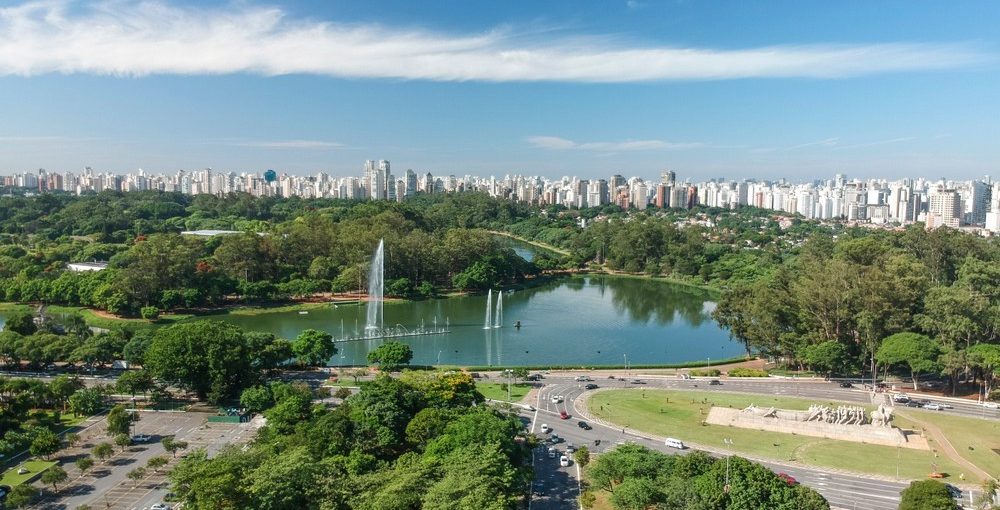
[
  {"x1": 437, "y1": 350, "x2": 442, "y2": 366},
  {"x1": 624, "y1": 354, "x2": 629, "y2": 378}
]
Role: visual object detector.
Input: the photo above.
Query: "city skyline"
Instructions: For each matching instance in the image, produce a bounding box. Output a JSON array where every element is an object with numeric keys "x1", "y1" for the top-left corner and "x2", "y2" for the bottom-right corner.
[{"x1": 1, "y1": 1, "x2": 999, "y2": 178}]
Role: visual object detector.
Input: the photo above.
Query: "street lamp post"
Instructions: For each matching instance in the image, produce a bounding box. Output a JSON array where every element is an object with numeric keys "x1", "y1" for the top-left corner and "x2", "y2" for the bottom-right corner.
[
  {"x1": 624, "y1": 354, "x2": 629, "y2": 378},
  {"x1": 437, "y1": 350, "x2": 442, "y2": 365}
]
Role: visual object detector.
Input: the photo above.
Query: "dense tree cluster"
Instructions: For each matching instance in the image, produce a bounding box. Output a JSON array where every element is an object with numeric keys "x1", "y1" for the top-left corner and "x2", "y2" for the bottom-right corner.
[
  {"x1": 586, "y1": 443, "x2": 828, "y2": 510},
  {"x1": 0, "y1": 192, "x2": 538, "y2": 316},
  {"x1": 171, "y1": 372, "x2": 530, "y2": 509},
  {"x1": 711, "y1": 227, "x2": 1000, "y2": 392},
  {"x1": 0, "y1": 374, "x2": 93, "y2": 459}
]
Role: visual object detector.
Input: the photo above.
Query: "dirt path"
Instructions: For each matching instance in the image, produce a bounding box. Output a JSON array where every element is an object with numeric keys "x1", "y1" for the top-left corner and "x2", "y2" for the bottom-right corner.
[{"x1": 901, "y1": 410, "x2": 991, "y2": 481}]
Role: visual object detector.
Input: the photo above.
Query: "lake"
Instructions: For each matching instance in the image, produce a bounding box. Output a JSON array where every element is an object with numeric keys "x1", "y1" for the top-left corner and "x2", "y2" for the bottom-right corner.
[{"x1": 214, "y1": 275, "x2": 743, "y2": 367}]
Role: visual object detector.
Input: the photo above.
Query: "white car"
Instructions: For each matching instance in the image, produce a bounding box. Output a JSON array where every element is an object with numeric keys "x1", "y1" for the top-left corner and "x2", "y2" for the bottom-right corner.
[
  {"x1": 149, "y1": 504, "x2": 171, "y2": 510},
  {"x1": 540, "y1": 424, "x2": 551, "y2": 433},
  {"x1": 550, "y1": 395, "x2": 564, "y2": 404},
  {"x1": 547, "y1": 448, "x2": 557, "y2": 459},
  {"x1": 923, "y1": 403, "x2": 943, "y2": 411},
  {"x1": 559, "y1": 455, "x2": 570, "y2": 467},
  {"x1": 983, "y1": 402, "x2": 999, "y2": 409},
  {"x1": 132, "y1": 434, "x2": 151, "y2": 443}
]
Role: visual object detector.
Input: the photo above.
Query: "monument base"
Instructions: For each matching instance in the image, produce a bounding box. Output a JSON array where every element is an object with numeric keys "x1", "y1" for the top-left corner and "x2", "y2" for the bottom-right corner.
[{"x1": 706, "y1": 407, "x2": 929, "y2": 450}]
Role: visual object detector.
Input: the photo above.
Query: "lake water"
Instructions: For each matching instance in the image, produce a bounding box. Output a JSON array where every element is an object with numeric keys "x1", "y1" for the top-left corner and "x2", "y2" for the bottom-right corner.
[
  {"x1": 213, "y1": 275, "x2": 743, "y2": 367},
  {"x1": 0, "y1": 276, "x2": 744, "y2": 367}
]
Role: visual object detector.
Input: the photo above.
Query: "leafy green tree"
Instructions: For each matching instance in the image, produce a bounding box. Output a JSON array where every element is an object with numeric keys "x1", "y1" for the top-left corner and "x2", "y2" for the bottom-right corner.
[
  {"x1": 93, "y1": 442, "x2": 114, "y2": 462},
  {"x1": 49, "y1": 374, "x2": 84, "y2": 412},
  {"x1": 877, "y1": 333, "x2": 941, "y2": 390},
  {"x1": 6, "y1": 484, "x2": 37, "y2": 508},
  {"x1": 610, "y1": 477, "x2": 662, "y2": 510},
  {"x1": 367, "y1": 341, "x2": 413, "y2": 372},
  {"x1": 140, "y1": 305, "x2": 160, "y2": 320},
  {"x1": 145, "y1": 321, "x2": 258, "y2": 403},
  {"x1": 122, "y1": 332, "x2": 154, "y2": 366},
  {"x1": 575, "y1": 445, "x2": 590, "y2": 467},
  {"x1": 292, "y1": 329, "x2": 336, "y2": 367},
  {"x1": 511, "y1": 367, "x2": 529, "y2": 384},
  {"x1": 163, "y1": 437, "x2": 188, "y2": 458},
  {"x1": 116, "y1": 369, "x2": 155, "y2": 397},
  {"x1": 114, "y1": 433, "x2": 132, "y2": 452},
  {"x1": 245, "y1": 446, "x2": 320, "y2": 510},
  {"x1": 127, "y1": 466, "x2": 147, "y2": 486},
  {"x1": 41, "y1": 464, "x2": 69, "y2": 490},
  {"x1": 898, "y1": 480, "x2": 956, "y2": 510},
  {"x1": 64, "y1": 432, "x2": 81, "y2": 447},
  {"x1": 240, "y1": 385, "x2": 274, "y2": 413},
  {"x1": 29, "y1": 428, "x2": 61, "y2": 459},
  {"x1": 801, "y1": 341, "x2": 850, "y2": 377},
  {"x1": 3, "y1": 311, "x2": 37, "y2": 335},
  {"x1": 69, "y1": 387, "x2": 105, "y2": 416},
  {"x1": 106, "y1": 404, "x2": 134, "y2": 436},
  {"x1": 147, "y1": 455, "x2": 169, "y2": 472},
  {"x1": 75, "y1": 455, "x2": 95, "y2": 475}
]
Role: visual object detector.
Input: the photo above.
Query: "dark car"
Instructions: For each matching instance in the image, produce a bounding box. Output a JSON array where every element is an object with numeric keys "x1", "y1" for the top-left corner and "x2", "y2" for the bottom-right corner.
[
  {"x1": 709, "y1": 380, "x2": 722, "y2": 385},
  {"x1": 526, "y1": 374, "x2": 541, "y2": 381},
  {"x1": 630, "y1": 379, "x2": 646, "y2": 385},
  {"x1": 0, "y1": 484, "x2": 11, "y2": 502},
  {"x1": 905, "y1": 401, "x2": 922, "y2": 408},
  {"x1": 945, "y1": 484, "x2": 962, "y2": 499},
  {"x1": 578, "y1": 421, "x2": 592, "y2": 430},
  {"x1": 584, "y1": 383, "x2": 598, "y2": 390},
  {"x1": 839, "y1": 382, "x2": 853, "y2": 388}
]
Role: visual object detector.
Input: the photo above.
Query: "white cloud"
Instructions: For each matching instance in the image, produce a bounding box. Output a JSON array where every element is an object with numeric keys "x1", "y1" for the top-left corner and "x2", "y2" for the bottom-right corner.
[
  {"x1": 527, "y1": 135, "x2": 702, "y2": 151},
  {"x1": 835, "y1": 137, "x2": 913, "y2": 149},
  {"x1": 228, "y1": 140, "x2": 344, "y2": 149},
  {"x1": 0, "y1": 1, "x2": 987, "y2": 82}
]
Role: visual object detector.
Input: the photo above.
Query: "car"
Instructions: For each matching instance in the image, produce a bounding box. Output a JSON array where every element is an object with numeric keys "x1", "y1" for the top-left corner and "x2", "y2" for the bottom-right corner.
[
  {"x1": 904, "y1": 401, "x2": 922, "y2": 408},
  {"x1": 630, "y1": 379, "x2": 646, "y2": 384},
  {"x1": 608, "y1": 375, "x2": 617, "y2": 379},
  {"x1": 540, "y1": 424, "x2": 551, "y2": 433},
  {"x1": 839, "y1": 382, "x2": 853, "y2": 388},
  {"x1": 150, "y1": 504, "x2": 171, "y2": 510},
  {"x1": 664, "y1": 438, "x2": 685, "y2": 449},
  {"x1": 574, "y1": 375, "x2": 591, "y2": 382},
  {"x1": 678, "y1": 373, "x2": 692, "y2": 380},
  {"x1": 547, "y1": 448, "x2": 557, "y2": 459},
  {"x1": 132, "y1": 434, "x2": 151, "y2": 443},
  {"x1": 470, "y1": 372, "x2": 481, "y2": 379},
  {"x1": 524, "y1": 405, "x2": 536, "y2": 412},
  {"x1": 550, "y1": 435, "x2": 563, "y2": 444},
  {"x1": 709, "y1": 380, "x2": 722, "y2": 385},
  {"x1": 892, "y1": 393, "x2": 910, "y2": 402},
  {"x1": 983, "y1": 402, "x2": 999, "y2": 409},
  {"x1": 559, "y1": 455, "x2": 570, "y2": 467},
  {"x1": 923, "y1": 403, "x2": 943, "y2": 411},
  {"x1": 945, "y1": 484, "x2": 962, "y2": 499},
  {"x1": 578, "y1": 421, "x2": 592, "y2": 430},
  {"x1": 584, "y1": 383, "x2": 598, "y2": 390},
  {"x1": 526, "y1": 374, "x2": 541, "y2": 381},
  {"x1": 559, "y1": 410, "x2": 570, "y2": 420},
  {"x1": 550, "y1": 395, "x2": 564, "y2": 404},
  {"x1": 566, "y1": 443, "x2": 575, "y2": 454},
  {"x1": 777, "y1": 473, "x2": 797, "y2": 486}
]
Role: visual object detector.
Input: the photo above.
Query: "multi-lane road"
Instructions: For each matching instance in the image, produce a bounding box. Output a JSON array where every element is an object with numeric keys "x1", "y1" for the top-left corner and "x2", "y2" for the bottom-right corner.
[{"x1": 515, "y1": 373, "x2": 995, "y2": 510}]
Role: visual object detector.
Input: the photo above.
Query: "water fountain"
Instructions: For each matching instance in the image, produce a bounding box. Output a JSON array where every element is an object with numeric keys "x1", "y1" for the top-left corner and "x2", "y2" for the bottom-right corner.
[
  {"x1": 483, "y1": 289, "x2": 493, "y2": 329},
  {"x1": 494, "y1": 291, "x2": 503, "y2": 328},
  {"x1": 334, "y1": 239, "x2": 450, "y2": 342},
  {"x1": 365, "y1": 239, "x2": 384, "y2": 334}
]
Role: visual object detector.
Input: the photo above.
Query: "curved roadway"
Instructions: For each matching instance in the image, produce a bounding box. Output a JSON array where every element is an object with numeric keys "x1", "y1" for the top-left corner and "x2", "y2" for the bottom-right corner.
[{"x1": 520, "y1": 373, "x2": 993, "y2": 510}]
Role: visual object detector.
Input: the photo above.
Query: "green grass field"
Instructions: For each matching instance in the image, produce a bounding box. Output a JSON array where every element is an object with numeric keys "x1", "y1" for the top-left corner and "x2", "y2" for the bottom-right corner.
[
  {"x1": 588, "y1": 389, "x2": 974, "y2": 481},
  {"x1": 0, "y1": 460, "x2": 57, "y2": 487},
  {"x1": 896, "y1": 408, "x2": 1000, "y2": 480},
  {"x1": 477, "y1": 382, "x2": 531, "y2": 402}
]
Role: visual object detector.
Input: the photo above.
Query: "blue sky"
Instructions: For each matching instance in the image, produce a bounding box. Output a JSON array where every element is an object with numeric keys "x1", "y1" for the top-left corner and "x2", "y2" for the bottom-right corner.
[{"x1": 0, "y1": 0, "x2": 997, "y2": 180}]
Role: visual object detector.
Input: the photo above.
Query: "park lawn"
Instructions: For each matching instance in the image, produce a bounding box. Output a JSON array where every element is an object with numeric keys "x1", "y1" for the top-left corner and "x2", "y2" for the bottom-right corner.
[
  {"x1": 58, "y1": 412, "x2": 88, "y2": 428},
  {"x1": 0, "y1": 460, "x2": 57, "y2": 487},
  {"x1": 588, "y1": 389, "x2": 968, "y2": 481},
  {"x1": 896, "y1": 408, "x2": 1000, "y2": 479},
  {"x1": 477, "y1": 382, "x2": 531, "y2": 402},
  {"x1": 0, "y1": 302, "x2": 32, "y2": 314}
]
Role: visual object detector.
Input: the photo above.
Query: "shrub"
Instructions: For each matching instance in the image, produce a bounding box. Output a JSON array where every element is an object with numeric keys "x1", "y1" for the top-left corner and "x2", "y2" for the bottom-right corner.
[
  {"x1": 689, "y1": 369, "x2": 721, "y2": 377},
  {"x1": 727, "y1": 368, "x2": 769, "y2": 377},
  {"x1": 140, "y1": 306, "x2": 160, "y2": 321}
]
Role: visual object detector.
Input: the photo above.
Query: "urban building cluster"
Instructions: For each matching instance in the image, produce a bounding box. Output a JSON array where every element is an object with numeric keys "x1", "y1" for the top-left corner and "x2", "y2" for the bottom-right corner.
[{"x1": 3, "y1": 164, "x2": 999, "y2": 234}]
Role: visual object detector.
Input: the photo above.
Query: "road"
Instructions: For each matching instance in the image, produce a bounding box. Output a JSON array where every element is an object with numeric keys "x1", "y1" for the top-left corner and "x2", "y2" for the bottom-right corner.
[{"x1": 521, "y1": 374, "x2": 988, "y2": 510}]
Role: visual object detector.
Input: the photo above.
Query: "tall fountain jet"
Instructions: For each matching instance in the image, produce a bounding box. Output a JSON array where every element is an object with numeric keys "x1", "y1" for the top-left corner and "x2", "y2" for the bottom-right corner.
[
  {"x1": 483, "y1": 289, "x2": 493, "y2": 329},
  {"x1": 365, "y1": 239, "x2": 384, "y2": 334},
  {"x1": 494, "y1": 291, "x2": 503, "y2": 328}
]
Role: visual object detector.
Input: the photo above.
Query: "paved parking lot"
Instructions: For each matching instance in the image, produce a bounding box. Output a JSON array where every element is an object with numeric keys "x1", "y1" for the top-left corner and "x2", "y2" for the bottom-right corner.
[{"x1": 30, "y1": 411, "x2": 260, "y2": 510}]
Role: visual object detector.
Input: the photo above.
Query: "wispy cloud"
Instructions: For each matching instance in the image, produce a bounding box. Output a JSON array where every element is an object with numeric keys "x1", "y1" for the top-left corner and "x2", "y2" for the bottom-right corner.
[
  {"x1": 527, "y1": 136, "x2": 703, "y2": 151},
  {"x1": 227, "y1": 140, "x2": 344, "y2": 150},
  {"x1": 0, "y1": 1, "x2": 987, "y2": 82},
  {"x1": 751, "y1": 137, "x2": 840, "y2": 153},
  {"x1": 835, "y1": 137, "x2": 913, "y2": 150}
]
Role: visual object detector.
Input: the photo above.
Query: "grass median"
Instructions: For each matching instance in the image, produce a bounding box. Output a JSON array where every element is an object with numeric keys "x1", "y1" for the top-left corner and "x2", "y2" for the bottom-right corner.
[
  {"x1": 0, "y1": 460, "x2": 57, "y2": 487},
  {"x1": 587, "y1": 389, "x2": 975, "y2": 481},
  {"x1": 476, "y1": 382, "x2": 531, "y2": 402}
]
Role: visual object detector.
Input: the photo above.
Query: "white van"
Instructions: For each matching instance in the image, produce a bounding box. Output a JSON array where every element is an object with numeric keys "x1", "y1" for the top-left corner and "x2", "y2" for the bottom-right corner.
[{"x1": 664, "y1": 438, "x2": 685, "y2": 449}]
